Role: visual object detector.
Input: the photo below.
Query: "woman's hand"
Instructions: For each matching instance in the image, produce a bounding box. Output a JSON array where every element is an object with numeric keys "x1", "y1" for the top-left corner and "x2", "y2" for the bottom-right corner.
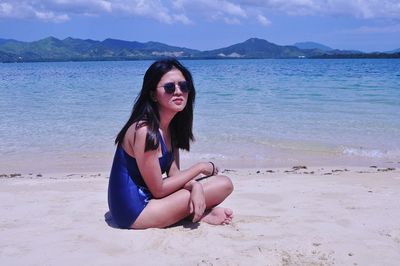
[
  {"x1": 199, "y1": 162, "x2": 218, "y2": 177},
  {"x1": 189, "y1": 181, "x2": 206, "y2": 222}
]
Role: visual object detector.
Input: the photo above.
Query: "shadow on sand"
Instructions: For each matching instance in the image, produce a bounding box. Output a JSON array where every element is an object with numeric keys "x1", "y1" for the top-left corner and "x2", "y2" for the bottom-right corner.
[
  {"x1": 104, "y1": 211, "x2": 200, "y2": 230},
  {"x1": 104, "y1": 211, "x2": 121, "y2": 229}
]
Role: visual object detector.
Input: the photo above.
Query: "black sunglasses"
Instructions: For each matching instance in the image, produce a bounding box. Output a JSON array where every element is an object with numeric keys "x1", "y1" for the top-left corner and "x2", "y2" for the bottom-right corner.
[{"x1": 159, "y1": 81, "x2": 190, "y2": 94}]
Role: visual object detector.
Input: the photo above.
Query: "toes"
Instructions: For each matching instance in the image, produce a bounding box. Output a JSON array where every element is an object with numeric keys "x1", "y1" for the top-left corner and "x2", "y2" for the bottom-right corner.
[
  {"x1": 224, "y1": 208, "x2": 233, "y2": 216},
  {"x1": 223, "y1": 218, "x2": 232, "y2": 225}
]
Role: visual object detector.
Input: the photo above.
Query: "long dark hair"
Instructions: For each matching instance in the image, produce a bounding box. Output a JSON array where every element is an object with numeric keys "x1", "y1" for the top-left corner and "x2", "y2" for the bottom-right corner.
[{"x1": 115, "y1": 59, "x2": 196, "y2": 151}]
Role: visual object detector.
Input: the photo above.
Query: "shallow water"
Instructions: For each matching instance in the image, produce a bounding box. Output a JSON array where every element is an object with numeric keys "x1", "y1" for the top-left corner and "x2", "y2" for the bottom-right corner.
[{"x1": 1, "y1": 59, "x2": 399, "y2": 172}]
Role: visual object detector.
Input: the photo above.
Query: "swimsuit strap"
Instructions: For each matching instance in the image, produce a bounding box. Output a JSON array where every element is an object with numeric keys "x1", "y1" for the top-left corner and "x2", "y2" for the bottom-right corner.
[{"x1": 158, "y1": 130, "x2": 171, "y2": 155}]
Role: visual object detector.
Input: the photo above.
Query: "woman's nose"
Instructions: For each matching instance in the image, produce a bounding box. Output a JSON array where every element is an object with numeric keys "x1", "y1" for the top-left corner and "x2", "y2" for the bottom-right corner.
[{"x1": 174, "y1": 84, "x2": 183, "y2": 94}]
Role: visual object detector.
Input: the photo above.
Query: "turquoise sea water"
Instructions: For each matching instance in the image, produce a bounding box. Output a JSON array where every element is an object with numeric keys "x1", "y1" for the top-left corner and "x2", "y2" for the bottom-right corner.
[{"x1": 1, "y1": 59, "x2": 399, "y2": 172}]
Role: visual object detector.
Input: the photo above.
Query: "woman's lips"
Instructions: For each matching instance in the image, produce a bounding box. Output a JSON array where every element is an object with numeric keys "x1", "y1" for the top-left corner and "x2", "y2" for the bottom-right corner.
[{"x1": 173, "y1": 98, "x2": 184, "y2": 105}]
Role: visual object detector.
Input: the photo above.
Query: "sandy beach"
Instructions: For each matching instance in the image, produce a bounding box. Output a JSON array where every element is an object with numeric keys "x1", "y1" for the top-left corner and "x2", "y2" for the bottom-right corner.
[{"x1": 1, "y1": 165, "x2": 399, "y2": 265}]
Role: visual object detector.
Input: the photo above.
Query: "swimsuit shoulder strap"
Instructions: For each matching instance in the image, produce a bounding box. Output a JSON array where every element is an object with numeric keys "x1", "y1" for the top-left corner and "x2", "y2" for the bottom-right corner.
[{"x1": 158, "y1": 130, "x2": 167, "y2": 154}]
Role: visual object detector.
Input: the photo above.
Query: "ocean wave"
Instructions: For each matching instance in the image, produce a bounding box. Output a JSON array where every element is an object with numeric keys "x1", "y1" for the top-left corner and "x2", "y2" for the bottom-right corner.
[
  {"x1": 180, "y1": 152, "x2": 228, "y2": 160},
  {"x1": 341, "y1": 147, "x2": 399, "y2": 158}
]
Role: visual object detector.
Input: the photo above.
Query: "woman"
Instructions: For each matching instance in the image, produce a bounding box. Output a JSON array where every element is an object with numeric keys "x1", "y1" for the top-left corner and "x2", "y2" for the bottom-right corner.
[{"x1": 108, "y1": 59, "x2": 234, "y2": 229}]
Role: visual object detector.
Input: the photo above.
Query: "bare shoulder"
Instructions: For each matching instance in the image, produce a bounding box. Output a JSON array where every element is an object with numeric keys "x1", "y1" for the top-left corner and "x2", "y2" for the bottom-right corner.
[{"x1": 123, "y1": 122, "x2": 149, "y2": 155}]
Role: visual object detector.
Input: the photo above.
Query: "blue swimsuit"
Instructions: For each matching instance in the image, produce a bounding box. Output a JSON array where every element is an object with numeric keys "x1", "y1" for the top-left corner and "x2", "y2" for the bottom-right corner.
[{"x1": 108, "y1": 134, "x2": 173, "y2": 229}]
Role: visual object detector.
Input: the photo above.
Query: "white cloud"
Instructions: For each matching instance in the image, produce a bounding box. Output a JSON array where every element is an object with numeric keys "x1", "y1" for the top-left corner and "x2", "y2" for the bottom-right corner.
[
  {"x1": 0, "y1": 3, "x2": 13, "y2": 15},
  {"x1": 224, "y1": 17, "x2": 241, "y2": 24},
  {"x1": 171, "y1": 0, "x2": 247, "y2": 25},
  {"x1": 173, "y1": 14, "x2": 193, "y2": 25},
  {"x1": 257, "y1": 14, "x2": 271, "y2": 26},
  {"x1": 1, "y1": 0, "x2": 399, "y2": 24},
  {"x1": 0, "y1": 0, "x2": 248, "y2": 24},
  {"x1": 0, "y1": 1, "x2": 70, "y2": 22},
  {"x1": 171, "y1": 0, "x2": 183, "y2": 9},
  {"x1": 34, "y1": 11, "x2": 69, "y2": 22},
  {"x1": 235, "y1": 0, "x2": 400, "y2": 19},
  {"x1": 48, "y1": 0, "x2": 113, "y2": 13},
  {"x1": 0, "y1": 0, "x2": 190, "y2": 24},
  {"x1": 219, "y1": 1, "x2": 247, "y2": 17},
  {"x1": 114, "y1": 0, "x2": 173, "y2": 24}
]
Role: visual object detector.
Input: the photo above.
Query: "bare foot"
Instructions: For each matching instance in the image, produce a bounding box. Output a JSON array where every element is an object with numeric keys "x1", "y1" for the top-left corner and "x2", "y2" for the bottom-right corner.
[{"x1": 200, "y1": 207, "x2": 233, "y2": 225}]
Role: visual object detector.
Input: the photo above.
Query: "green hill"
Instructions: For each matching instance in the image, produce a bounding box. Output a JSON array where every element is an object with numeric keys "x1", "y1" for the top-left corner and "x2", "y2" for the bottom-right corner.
[
  {"x1": 0, "y1": 37, "x2": 200, "y2": 62},
  {"x1": 201, "y1": 38, "x2": 308, "y2": 58},
  {"x1": 0, "y1": 36, "x2": 398, "y2": 62}
]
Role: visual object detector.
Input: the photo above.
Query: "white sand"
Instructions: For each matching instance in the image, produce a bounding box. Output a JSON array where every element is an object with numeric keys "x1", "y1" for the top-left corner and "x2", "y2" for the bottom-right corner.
[{"x1": 1, "y1": 166, "x2": 400, "y2": 265}]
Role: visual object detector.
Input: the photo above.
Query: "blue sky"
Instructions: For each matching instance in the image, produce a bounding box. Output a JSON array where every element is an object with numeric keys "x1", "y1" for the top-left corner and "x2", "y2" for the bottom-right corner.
[{"x1": 1, "y1": 0, "x2": 399, "y2": 52}]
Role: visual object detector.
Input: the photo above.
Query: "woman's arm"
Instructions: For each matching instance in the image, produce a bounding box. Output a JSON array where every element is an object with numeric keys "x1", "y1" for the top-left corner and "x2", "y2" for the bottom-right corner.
[
  {"x1": 130, "y1": 126, "x2": 206, "y2": 199},
  {"x1": 168, "y1": 148, "x2": 217, "y2": 188},
  {"x1": 184, "y1": 180, "x2": 206, "y2": 222}
]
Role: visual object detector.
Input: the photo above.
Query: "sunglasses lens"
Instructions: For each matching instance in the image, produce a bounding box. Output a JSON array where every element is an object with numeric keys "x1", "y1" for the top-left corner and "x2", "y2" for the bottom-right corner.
[
  {"x1": 162, "y1": 81, "x2": 190, "y2": 94},
  {"x1": 178, "y1": 81, "x2": 189, "y2": 92},
  {"x1": 163, "y1": 82, "x2": 176, "y2": 94}
]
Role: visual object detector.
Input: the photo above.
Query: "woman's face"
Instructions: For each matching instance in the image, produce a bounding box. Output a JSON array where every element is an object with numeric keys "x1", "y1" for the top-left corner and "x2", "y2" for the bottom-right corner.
[{"x1": 154, "y1": 69, "x2": 189, "y2": 114}]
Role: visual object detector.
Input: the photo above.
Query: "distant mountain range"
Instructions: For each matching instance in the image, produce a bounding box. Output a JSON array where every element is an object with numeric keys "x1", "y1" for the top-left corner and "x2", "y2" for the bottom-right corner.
[
  {"x1": 0, "y1": 37, "x2": 399, "y2": 62},
  {"x1": 293, "y1": 42, "x2": 333, "y2": 51},
  {"x1": 386, "y1": 48, "x2": 400, "y2": 54}
]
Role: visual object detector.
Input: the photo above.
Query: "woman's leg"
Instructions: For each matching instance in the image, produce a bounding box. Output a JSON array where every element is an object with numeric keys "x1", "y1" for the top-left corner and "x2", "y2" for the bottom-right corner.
[
  {"x1": 199, "y1": 175, "x2": 234, "y2": 207},
  {"x1": 197, "y1": 175, "x2": 234, "y2": 225},
  {"x1": 132, "y1": 175, "x2": 233, "y2": 229}
]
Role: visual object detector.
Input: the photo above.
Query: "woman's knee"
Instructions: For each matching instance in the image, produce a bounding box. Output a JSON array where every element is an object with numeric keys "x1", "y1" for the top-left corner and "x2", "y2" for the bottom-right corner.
[{"x1": 215, "y1": 175, "x2": 234, "y2": 195}]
